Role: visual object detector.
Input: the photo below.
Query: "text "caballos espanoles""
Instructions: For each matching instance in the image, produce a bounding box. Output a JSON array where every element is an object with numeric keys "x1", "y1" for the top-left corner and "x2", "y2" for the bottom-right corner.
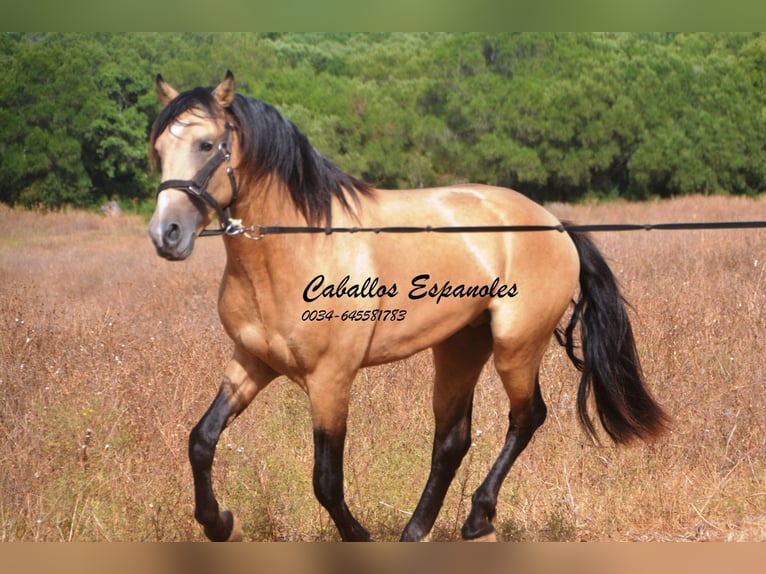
[{"x1": 303, "y1": 274, "x2": 518, "y2": 305}]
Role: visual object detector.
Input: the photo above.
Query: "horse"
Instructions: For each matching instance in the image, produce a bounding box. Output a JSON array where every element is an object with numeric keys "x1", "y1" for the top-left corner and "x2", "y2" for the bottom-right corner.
[{"x1": 148, "y1": 71, "x2": 669, "y2": 542}]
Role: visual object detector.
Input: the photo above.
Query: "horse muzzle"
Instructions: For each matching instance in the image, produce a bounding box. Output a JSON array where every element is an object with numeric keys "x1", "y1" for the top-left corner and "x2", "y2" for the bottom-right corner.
[
  {"x1": 148, "y1": 191, "x2": 203, "y2": 261},
  {"x1": 149, "y1": 218, "x2": 198, "y2": 260}
]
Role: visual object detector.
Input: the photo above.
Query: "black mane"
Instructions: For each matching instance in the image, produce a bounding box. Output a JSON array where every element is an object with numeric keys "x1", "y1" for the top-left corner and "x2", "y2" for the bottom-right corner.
[{"x1": 150, "y1": 87, "x2": 372, "y2": 225}]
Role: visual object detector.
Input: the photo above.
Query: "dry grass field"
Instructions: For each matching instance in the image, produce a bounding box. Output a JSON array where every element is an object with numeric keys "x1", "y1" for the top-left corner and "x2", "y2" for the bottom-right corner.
[{"x1": 1, "y1": 195, "x2": 764, "y2": 542}]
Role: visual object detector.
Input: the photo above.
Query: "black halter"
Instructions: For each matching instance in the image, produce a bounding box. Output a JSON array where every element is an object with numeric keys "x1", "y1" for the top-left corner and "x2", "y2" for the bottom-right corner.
[{"x1": 157, "y1": 122, "x2": 238, "y2": 236}]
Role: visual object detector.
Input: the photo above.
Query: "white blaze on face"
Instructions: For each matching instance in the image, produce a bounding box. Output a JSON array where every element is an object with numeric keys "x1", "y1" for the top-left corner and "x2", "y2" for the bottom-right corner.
[
  {"x1": 156, "y1": 188, "x2": 174, "y2": 213},
  {"x1": 155, "y1": 122, "x2": 180, "y2": 219},
  {"x1": 169, "y1": 119, "x2": 190, "y2": 139}
]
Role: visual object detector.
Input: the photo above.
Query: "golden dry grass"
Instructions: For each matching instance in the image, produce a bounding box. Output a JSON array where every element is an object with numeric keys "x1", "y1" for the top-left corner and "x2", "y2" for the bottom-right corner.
[{"x1": 0, "y1": 195, "x2": 764, "y2": 542}]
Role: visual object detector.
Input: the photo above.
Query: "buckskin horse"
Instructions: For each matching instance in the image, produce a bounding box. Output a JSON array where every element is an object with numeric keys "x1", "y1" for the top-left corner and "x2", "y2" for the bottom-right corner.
[{"x1": 148, "y1": 72, "x2": 668, "y2": 542}]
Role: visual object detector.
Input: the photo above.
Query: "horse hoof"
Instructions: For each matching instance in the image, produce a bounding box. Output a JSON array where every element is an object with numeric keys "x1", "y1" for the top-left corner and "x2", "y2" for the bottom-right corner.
[
  {"x1": 467, "y1": 531, "x2": 497, "y2": 542},
  {"x1": 227, "y1": 514, "x2": 244, "y2": 542},
  {"x1": 204, "y1": 511, "x2": 244, "y2": 542}
]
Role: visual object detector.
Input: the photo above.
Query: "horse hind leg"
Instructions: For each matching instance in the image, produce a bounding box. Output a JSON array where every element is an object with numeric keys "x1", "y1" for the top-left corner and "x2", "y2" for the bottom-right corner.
[
  {"x1": 461, "y1": 361, "x2": 547, "y2": 540},
  {"x1": 400, "y1": 323, "x2": 493, "y2": 542}
]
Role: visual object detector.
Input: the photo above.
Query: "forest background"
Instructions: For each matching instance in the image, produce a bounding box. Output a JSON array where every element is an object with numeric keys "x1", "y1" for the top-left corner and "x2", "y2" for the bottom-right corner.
[{"x1": 1, "y1": 32, "x2": 765, "y2": 210}]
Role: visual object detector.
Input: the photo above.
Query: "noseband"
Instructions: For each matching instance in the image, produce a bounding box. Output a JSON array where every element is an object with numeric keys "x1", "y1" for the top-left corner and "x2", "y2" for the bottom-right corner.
[{"x1": 157, "y1": 122, "x2": 238, "y2": 236}]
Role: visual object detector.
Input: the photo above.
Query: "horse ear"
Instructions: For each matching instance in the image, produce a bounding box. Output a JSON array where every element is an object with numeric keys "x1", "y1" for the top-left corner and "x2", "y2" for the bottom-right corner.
[
  {"x1": 156, "y1": 74, "x2": 179, "y2": 106},
  {"x1": 213, "y1": 70, "x2": 236, "y2": 107}
]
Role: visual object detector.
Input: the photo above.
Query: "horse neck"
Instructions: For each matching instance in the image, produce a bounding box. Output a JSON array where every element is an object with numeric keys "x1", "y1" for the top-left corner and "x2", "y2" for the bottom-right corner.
[
  {"x1": 240, "y1": 173, "x2": 311, "y2": 223},
  {"x1": 223, "y1": 177, "x2": 307, "y2": 268}
]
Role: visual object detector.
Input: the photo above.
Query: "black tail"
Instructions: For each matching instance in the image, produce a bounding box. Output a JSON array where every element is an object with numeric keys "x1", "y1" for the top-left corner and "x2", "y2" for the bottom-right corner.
[{"x1": 559, "y1": 229, "x2": 670, "y2": 444}]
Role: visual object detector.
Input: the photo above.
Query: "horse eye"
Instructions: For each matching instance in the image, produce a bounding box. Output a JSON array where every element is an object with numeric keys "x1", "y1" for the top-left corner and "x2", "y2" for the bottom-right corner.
[{"x1": 199, "y1": 141, "x2": 214, "y2": 152}]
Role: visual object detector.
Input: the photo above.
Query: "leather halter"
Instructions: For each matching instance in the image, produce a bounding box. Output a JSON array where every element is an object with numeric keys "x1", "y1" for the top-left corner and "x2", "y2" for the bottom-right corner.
[{"x1": 157, "y1": 122, "x2": 238, "y2": 236}]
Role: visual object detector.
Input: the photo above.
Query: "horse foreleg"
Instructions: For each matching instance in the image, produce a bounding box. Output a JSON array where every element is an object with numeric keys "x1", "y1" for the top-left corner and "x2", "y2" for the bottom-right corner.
[
  {"x1": 312, "y1": 427, "x2": 371, "y2": 541},
  {"x1": 189, "y1": 352, "x2": 276, "y2": 541},
  {"x1": 304, "y1": 361, "x2": 372, "y2": 541},
  {"x1": 189, "y1": 390, "x2": 242, "y2": 541}
]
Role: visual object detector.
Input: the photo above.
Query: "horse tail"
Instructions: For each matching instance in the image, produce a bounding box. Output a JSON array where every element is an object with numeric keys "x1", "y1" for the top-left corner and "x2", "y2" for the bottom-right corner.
[{"x1": 558, "y1": 228, "x2": 670, "y2": 444}]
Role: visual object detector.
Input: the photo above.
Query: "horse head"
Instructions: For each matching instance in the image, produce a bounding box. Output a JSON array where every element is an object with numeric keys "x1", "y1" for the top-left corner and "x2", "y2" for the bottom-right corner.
[{"x1": 148, "y1": 71, "x2": 238, "y2": 260}]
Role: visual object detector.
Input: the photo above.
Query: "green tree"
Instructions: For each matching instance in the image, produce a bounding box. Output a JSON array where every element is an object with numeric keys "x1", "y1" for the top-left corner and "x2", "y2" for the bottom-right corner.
[
  {"x1": 624, "y1": 34, "x2": 765, "y2": 197},
  {"x1": 1, "y1": 33, "x2": 763, "y2": 210},
  {"x1": 0, "y1": 36, "x2": 92, "y2": 206}
]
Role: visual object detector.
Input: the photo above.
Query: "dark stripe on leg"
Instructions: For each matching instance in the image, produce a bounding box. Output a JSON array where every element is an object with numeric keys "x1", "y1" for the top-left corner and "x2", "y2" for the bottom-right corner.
[
  {"x1": 189, "y1": 391, "x2": 238, "y2": 541},
  {"x1": 400, "y1": 401, "x2": 473, "y2": 541},
  {"x1": 313, "y1": 429, "x2": 371, "y2": 541},
  {"x1": 462, "y1": 381, "x2": 546, "y2": 540}
]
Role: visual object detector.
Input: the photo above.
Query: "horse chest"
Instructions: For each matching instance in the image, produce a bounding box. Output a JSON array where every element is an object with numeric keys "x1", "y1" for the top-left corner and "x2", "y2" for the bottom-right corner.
[
  {"x1": 217, "y1": 281, "x2": 293, "y2": 370},
  {"x1": 220, "y1": 312, "x2": 300, "y2": 376}
]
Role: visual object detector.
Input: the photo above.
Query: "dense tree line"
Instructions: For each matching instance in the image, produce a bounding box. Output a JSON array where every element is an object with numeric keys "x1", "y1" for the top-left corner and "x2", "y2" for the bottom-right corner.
[{"x1": 1, "y1": 32, "x2": 764, "y2": 209}]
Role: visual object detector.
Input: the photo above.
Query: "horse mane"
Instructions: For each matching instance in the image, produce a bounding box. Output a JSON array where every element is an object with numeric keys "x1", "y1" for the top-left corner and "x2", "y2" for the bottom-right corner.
[{"x1": 150, "y1": 87, "x2": 373, "y2": 226}]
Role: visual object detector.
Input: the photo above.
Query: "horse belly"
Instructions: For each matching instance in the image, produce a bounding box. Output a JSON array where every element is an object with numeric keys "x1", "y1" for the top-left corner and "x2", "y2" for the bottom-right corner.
[
  {"x1": 362, "y1": 314, "x2": 487, "y2": 366},
  {"x1": 359, "y1": 272, "x2": 501, "y2": 366}
]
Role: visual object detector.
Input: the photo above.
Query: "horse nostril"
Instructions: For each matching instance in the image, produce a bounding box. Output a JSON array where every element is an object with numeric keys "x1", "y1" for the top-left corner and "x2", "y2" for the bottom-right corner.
[{"x1": 165, "y1": 223, "x2": 181, "y2": 246}]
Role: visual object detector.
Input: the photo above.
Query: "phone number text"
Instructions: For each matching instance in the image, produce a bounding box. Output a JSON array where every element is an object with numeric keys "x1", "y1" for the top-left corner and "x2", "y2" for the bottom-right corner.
[{"x1": 301, "y1": 309, "x2": 407, "y2": 322}]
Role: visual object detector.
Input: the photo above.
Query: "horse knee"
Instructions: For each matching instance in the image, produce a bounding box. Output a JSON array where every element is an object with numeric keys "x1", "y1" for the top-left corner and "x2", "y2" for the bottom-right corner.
[
  {"x1": 313, "y1": 465, "x2": 342, "y2": 509},
  {"x1": 188, "y1": 390, "x2": 234, "y2": 468},
  {"x1": 188, "y1": 424, "x2": 216, "y2": 468},
  {"x1": 312, "y1": 429, "x2": 345, "y2": 510}
]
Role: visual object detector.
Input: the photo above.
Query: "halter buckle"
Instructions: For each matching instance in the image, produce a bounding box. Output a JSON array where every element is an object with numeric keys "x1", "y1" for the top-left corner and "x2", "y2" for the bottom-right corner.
[{"x1": 186, "y1": 183, "x2": 203, "y2": 197}]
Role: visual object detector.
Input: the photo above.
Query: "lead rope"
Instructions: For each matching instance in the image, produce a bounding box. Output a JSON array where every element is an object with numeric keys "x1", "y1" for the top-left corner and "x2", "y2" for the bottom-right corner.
[{"x1": 213, "y1": 219, "x2": 766, "y2": 240}]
